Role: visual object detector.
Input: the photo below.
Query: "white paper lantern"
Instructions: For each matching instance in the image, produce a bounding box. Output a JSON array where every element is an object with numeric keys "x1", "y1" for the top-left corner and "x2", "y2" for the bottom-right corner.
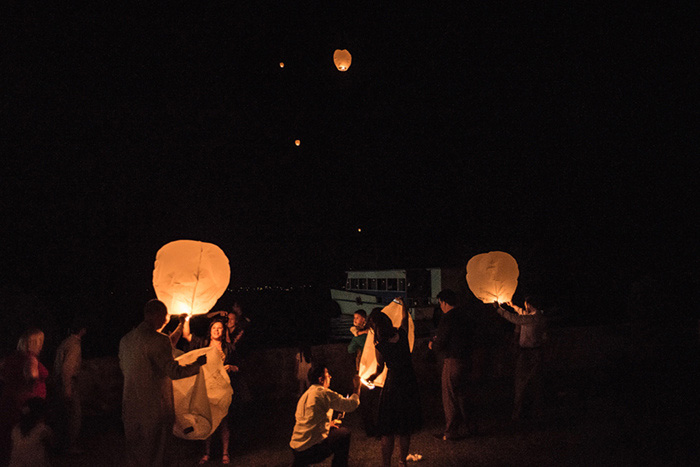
[
  {"x1": 466, "y1": 251, "x2": 519, "y2": 304},
  {"x1": 152, "y1": 240, "x2": 231, "y2": 316}
]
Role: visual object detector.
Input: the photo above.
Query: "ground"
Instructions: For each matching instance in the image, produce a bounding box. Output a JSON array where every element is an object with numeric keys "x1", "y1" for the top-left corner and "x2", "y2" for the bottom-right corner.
[{"x1": 53, "y1": 351, "x2": 698, "y2": 466}]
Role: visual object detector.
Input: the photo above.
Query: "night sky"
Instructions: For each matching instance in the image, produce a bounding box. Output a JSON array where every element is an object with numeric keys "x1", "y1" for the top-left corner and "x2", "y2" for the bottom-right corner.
[{"x1": 1, "y1": 3, "x2": 696, "y2": 340}]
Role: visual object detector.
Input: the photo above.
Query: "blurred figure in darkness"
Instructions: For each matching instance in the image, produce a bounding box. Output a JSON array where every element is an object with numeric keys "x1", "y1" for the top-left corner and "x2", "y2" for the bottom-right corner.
[
  {"x1": 9, "y1": 397, "x2": 52, "y2": 467},
  {"x1": 0, "y1": 328, "x2": 48, "y2": 466},
  {"x1": 52, "y1": 320, "x2": 87, "y2": 454}
]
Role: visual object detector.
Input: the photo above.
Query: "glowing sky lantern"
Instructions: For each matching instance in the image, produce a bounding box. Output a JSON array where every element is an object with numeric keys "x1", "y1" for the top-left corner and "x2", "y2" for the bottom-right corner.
[
  {"x1": 358, "y1": 300, "x2": 414, "y2": 388},
  {"x1": 466, "y1": 251, "x2": 519, "y2": 304},
  {"x1": 333, "y1": 49, "x2": 352, "y2": 71},
  {"x1": 279, "y1": 62, "x2": 285, "y2": 68},
  {"x1": 295, "y1": 139, "x2": 301, "y2": 146},
  {"x1": 152, "y1": 240, "x2": 230, "y2": 316}
]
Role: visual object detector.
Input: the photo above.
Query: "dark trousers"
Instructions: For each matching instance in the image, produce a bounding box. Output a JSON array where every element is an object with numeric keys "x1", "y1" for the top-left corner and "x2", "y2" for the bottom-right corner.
[
  {"x1": 513, "y1": 348, "x2": 543, "y2": 420},
  {"x1": 442, "y1": 358, "x2": 470, "y2": 438},
  {"x1": 292, "y1": 427, "x2": 351, "y2": 467}
]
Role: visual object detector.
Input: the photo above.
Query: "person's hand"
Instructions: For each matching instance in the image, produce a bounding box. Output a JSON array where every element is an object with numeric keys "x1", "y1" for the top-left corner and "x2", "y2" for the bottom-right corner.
[
  {"x1": 352, "y1": 375, "x2": 361, "y2": 394},
  {"x1": 492, "y1": 301, "x2": 500, "y2": 309},
  {"x1": 330, "y1": 419, "x2": 342, "y2": 428},
  {"x1": 178, "y1": 313, "x2": 188, "y2": 324},
  {"x1": 195, "y1": 355, "x2": 207, "y2": 366},
  {"x1": 224, "y1": 365, "x2": 239, "y2": 373},
  {"x1": 394, "y1": 297, "x2": 404, "y2": 305}
]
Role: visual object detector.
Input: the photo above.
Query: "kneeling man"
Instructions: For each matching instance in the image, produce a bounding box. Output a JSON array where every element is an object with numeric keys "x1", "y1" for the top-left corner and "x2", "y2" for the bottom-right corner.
[{"x1": 290, "y1": 364, "x2": 361, "y2": 467}]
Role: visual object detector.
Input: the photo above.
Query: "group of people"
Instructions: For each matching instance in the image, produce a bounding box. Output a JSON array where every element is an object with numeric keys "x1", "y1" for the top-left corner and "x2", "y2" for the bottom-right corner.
[
  {"x1": 290, "y1": 289, "x2": 547, "y2": 466},
  {"x1": 118, "y1": 299, "x2": 249, "y2": 467},
  {"x1": 430, "y1": 288, "x2": 548, "y2": 439},
  {"x1": 291, "y1": 298, "x2": 422, "y2": 467},
  {"x1": 1, "y1": 288, "x2": 546, "y2": 466},
  {"x1": 0, "y1": 322, "x2": 88, "y2": 466}
]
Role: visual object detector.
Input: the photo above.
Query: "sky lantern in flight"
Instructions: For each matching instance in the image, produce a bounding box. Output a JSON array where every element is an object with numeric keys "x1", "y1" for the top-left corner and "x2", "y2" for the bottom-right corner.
[
  {"x1": 466, "y1": 251, "x2": 519, "y2": 304},
  {"x1": 152, "y1": 240, "x2": 230, "y2": 316},
  {"x1": 295, "y1": 139, "x2": 301, "y2": 146},
  {"x1": 333, "y1": 49, "x2": 352, "y2": 71},
  {"x1": 279, "y1": 62, "x2": 284, "y2": 68}
]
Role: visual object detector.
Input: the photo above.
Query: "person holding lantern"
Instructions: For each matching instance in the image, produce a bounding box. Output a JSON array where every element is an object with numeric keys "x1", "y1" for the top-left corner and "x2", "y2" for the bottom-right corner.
[
  {"x1": 494, "y1": 296, "x2": 547, "y2": 422},
  {"x1": 0, "y1": 328, "x2": 49, "y2": 466},
  {"x1": 290, "y1": 364, "x2": 361, "y2": 467},
  {"x1": 182, "y1": 314, "x2": 238, "y2": 464},
  {"x1": 366, "y1": 299, "x2": 422, "y2": 467},
  {"x1": 119, "y1": 299, "x2": 206, "y2": 467}
]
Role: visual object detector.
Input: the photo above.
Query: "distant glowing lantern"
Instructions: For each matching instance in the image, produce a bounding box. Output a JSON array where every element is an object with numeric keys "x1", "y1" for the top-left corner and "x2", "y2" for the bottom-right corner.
[
  {"x1": 152, "y1": 240, "x2": 231, "y2": 316},
  {"x1": 333, "y1": 49, "x2": 352, "y2": 72},
  {"x1": 279, "y1": 62, "x2": 284, "y2": 68},
  {"x1": 466, "y1": 251, "x2": 519, "y2": 304},
  {"x1": 295, "y1": 139, "x2": 301, "y2": 146}
]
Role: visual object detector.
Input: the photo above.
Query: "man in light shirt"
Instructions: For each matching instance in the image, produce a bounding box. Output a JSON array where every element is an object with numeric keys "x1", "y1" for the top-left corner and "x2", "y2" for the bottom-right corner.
[
  {"x1": 119, "y1": 299, "x2": 206, "y2": 467},
  {"x1": 290, "y1": 364, "x2": 361, "y2": 467},
  {"x1": 494, "y1": 296, "x2": 547, "y2": 421}
]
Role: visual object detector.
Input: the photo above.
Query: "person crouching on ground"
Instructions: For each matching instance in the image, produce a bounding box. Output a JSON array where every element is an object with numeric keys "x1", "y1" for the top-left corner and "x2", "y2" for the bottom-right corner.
[{"x1": 290, "y1": 364, "x2": 361, "y2": 467}]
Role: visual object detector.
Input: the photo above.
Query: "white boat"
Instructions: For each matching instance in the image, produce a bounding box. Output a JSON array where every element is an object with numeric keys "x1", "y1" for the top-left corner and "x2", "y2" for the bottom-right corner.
[{"x1": 330, "y1": 267, "x2": 467, "y2": 321}]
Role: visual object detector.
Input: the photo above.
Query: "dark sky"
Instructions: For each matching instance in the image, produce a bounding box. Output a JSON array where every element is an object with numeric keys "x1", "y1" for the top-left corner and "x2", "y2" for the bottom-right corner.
[{"x1": 1, "y1": 2, "x2": 695, "y2": 311}]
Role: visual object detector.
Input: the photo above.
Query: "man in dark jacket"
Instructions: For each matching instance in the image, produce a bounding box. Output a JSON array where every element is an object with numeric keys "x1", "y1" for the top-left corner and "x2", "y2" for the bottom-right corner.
[{"x1": 429, "y1": 289, "x2": 475, "y2": 440}]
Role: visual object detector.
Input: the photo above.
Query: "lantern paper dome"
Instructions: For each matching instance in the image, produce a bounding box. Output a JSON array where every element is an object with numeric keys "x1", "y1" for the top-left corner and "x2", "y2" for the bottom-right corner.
[
  {"x1": 333, "y1": 49, "x2": 352, "y2": 71},
  {"x1": 466, "y1": 251, "x2": 519, "y2": 304},
  {"x1": 152, "y1": 240, "x2": 231, "y2": 316}
]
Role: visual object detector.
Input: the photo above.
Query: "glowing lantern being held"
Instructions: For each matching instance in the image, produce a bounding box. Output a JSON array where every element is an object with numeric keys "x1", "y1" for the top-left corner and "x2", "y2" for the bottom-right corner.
[
  {"x1": 358, "y1": 300, "x2": 415, "y2": 388},
  {"x1": 466, "y1": 251, "x2": 519, "y2": 304},
  {"x1": 152, "y1": 240, "x2": 231, "y2": 316},
  {"x1": 333, "y1": 49, "x2": 352, "y2": 71}
]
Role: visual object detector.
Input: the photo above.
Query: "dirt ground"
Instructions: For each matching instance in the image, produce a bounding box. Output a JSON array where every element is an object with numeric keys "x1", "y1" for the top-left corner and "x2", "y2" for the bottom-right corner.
[{"x1": 52, "y1": 349, "x2": 699, "y2": 467}]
